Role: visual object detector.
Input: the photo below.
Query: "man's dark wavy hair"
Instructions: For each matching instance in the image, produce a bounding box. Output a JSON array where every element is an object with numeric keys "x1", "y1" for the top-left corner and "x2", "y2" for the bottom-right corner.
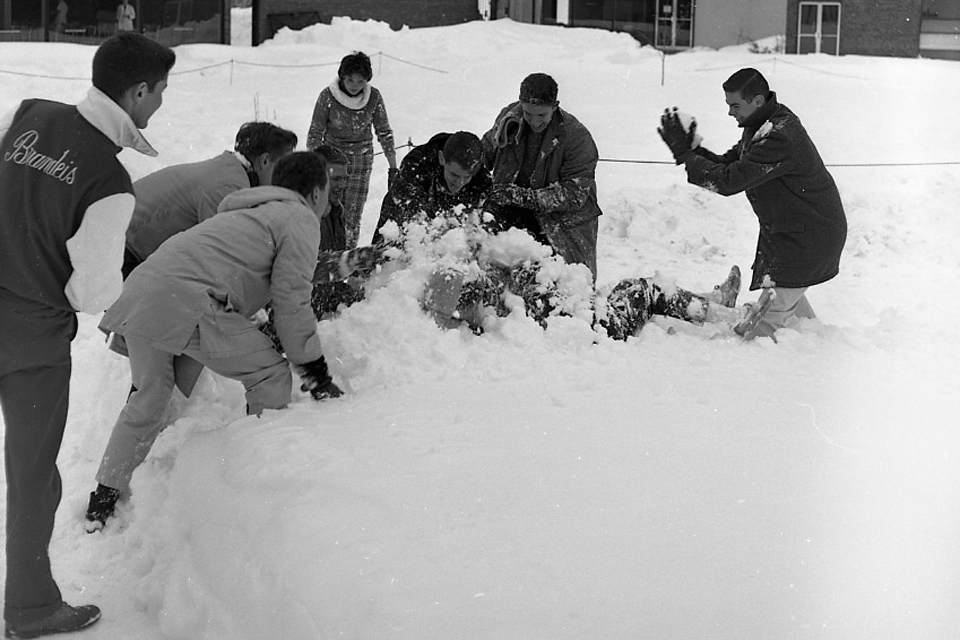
[
  {"x1": 272, "y1": 152, "x2": 328, "y2": 198},
  {"x1": 442, "y1": 132, "x2": 483, "y2": 171},
  {"x1": 723, "y1": 68, "x2": 770, "y2": 101},
  {"x1": 234, "y1": 122, "x2": 298, "y2": 163},
  {"x1": 92, "y1": 32, "x2": 176, "y2": 102},
  {"x1": 314, "y1": 144, "x2": 349, "y2": 166}
]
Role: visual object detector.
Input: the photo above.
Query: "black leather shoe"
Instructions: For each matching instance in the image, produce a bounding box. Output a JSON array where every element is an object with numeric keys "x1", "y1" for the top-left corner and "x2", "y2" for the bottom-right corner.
[{"x1": 5, "y1": 602, "x2": 101, "y2": 638}]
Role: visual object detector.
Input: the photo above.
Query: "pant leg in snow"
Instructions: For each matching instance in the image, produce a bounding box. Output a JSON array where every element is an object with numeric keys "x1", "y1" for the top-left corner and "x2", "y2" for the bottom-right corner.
[
  {"x1": 342, "y1": 150, "x2": 374, "y2": 249},
  {"x1": 750, "y1": 287, "x2": 812, "y2": 339},
  {"x1": 95, "y1": 334, "x2": 177, "y2": 492},
  {"x1": 182, "y1": 324, "x2": 292, "y2": 415},
  {"x1": 601, "y1": 278, "x2": 708, "y2": 340}
]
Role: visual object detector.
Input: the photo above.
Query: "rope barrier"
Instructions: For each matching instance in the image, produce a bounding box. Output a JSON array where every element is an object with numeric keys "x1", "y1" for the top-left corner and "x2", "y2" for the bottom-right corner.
[
  {"x1": 2, "y1": 58, "x2": 957, "y2": 169},
  {"x1": 377, "y1": 52, "x2": 448, "y2": 74},
  {"x1": 0, "y1": 68, "x2": 87, "y2": 80},
  {"x1": 0, "y1": 48, "x2": 447, "y2": 81},
  {"x1": 597, "y1": 157, "x2": 960, "y2": 168}
]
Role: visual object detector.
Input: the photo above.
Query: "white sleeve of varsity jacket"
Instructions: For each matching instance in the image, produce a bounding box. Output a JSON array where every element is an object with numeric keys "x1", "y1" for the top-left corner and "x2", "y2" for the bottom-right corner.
[{"x1": 64, "y1": 192, "x2": 136, "y2": 314}]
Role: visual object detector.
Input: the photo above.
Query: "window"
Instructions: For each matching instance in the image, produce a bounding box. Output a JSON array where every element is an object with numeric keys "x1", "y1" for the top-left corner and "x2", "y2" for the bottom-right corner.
[{"x1": 798, "y1": 1, "x2": 841, "y2": 55}]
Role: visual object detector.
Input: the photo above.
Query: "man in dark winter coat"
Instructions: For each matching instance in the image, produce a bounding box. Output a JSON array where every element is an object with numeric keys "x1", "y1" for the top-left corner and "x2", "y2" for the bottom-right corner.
[
  {"x1": 0, "y1": 32, "x2": 175, "y2": 638},
  {"x1": 658, "y1": 67, "x2": 847, "y2": 339},
  {"x1": 373, "y1": 131, "x2": 492, "y2": 243},
  {"x1": 482, "y1": 73, "x2": 602, "y2": 281}
]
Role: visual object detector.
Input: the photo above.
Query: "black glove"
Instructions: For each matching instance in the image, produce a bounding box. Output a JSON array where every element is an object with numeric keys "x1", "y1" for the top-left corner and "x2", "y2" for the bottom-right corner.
[
  {"x1": 296, "y1": 356, "x2": 343, "y2": 400},
  {"x1": 657, "y1": 108, "x2": 696, "y2": 165},
  {"x1": 488, "y1": 183, "x2": 541, "y2": 212},
  {"x1": 387, "y1": 167, "x2": 399, "y2": 189}
]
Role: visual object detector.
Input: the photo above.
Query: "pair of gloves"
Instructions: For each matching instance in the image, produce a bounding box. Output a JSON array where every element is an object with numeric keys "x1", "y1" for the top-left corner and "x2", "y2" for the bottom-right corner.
[
  {"x1": 296, "y1": 356, "x2": 343, "y2": 401},
  {"x1": 657, "y1": 107, "x2": 699, "y2": 165},
  {"x1": 487, "y1": 183, "x2": 541, "y2": 212}
]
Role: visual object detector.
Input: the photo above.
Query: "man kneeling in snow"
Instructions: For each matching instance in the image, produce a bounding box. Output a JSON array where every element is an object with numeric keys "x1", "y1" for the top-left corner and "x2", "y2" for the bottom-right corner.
[{"x1": 86, "y1": 152, "x2": 343, "y2": 531}]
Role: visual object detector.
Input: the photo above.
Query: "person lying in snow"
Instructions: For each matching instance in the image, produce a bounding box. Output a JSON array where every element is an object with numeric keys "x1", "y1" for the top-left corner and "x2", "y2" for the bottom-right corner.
[{"x1": 258, "y1": 203, "x2": 745, "y2": 349}]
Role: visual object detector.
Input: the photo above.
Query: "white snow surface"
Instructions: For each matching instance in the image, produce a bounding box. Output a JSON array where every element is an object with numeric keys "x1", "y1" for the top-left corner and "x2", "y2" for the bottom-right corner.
[{"x1": 1, "y1": 12, "x2": 960, "y2": 640}]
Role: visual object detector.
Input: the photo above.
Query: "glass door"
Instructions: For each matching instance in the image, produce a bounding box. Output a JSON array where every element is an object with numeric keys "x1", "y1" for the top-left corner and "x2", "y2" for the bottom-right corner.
[
  {"x1": 798, "y1": 2, "x2": 841, "y2": 54},
  {"x1": 655, "y1": 0, "x2": 693, "y2": 49}
]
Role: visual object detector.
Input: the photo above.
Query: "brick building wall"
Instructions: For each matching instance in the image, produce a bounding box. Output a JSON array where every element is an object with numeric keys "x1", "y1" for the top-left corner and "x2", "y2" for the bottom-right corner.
[
  {"x1": 786, "y1": 0, "x2": 923, "y2": 56},
  {"x1": 253, "y1": 0, "x2": 481, "y2": 45}
]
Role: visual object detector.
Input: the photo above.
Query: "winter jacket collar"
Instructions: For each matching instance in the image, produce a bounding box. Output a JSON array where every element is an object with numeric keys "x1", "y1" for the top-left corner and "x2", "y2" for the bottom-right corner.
[
  {"x1": 329, "y1": 79, "x2": 371, "y2": 110},
  {"x1": 232, "y1": 150, "x2": 260, "y2": 186},
  {"x1": 217, "y1": 185, "x2": 312, "y2": 215},
  {"x1": 491, "y1": 102, "x2": 566, "y2": 150},
  {"x1": 739, "y1": 91, "x2": 780, "y2": 130},
  {"x1": 76, "y1": 86, "x2": 158, "y2": 157}
]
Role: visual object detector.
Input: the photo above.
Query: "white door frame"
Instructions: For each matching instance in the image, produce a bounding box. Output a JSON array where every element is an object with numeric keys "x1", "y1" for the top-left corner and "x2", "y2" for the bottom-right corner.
[{"x1": 798, "y1": 1, "x2": 841, "y2": 54}]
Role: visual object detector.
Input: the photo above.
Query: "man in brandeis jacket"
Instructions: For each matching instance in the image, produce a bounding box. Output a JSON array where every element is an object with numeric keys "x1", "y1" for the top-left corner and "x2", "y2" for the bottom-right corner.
[{"x1": 0, "y1": 32, "x2": 175, "y2": 638}]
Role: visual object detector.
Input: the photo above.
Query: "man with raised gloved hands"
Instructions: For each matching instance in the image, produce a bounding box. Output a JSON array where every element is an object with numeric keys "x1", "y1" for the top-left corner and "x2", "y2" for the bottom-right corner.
[{"x1": 656, "y1": 67, "x2": 847, "y2": 340}]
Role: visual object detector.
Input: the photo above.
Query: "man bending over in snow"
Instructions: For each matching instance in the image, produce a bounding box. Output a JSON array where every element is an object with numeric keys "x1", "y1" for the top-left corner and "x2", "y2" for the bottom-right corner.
[
  {"x1": 87, "y1": 152, "x2": 343, "y2": 531},
  {"x1": 657, "y1": 67, "x2": 847, "y2": 339}
]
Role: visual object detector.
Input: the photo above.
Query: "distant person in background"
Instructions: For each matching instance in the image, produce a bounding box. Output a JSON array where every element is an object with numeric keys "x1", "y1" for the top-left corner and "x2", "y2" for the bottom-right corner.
[
  {"x1": 53, "y1": 0, "x2": 69, "y2": 33},
  {"x1": 116, "y1": 0, "x2": 135, "y2": 32},
  {"x1": 0, "y1": 32, "x2": 174, "y2": 638},
  {"x1": 306, "y1": 51, "x2": 398, "y2": 248},
  {"x1": 482, "y1": 72, "x2": 603, "y2": 281},
  {"x1": 657, "y1": 67, "x2": 847, "y2": 339}
]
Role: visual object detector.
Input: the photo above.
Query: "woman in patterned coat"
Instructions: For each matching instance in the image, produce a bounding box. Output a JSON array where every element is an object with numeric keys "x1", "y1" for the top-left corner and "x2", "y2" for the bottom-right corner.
[{"x1": 307, "y1": 51, "x2": 397, "y2": 247}]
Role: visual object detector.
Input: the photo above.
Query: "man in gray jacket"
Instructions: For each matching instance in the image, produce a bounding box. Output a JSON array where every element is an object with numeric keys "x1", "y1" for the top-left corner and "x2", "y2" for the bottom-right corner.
[
  {"x1": 86, "y1": 151, "x2": 342, "y2": 530},
  {"x1": 122, "y1": 121, "x2": 297, "y2": 277}
]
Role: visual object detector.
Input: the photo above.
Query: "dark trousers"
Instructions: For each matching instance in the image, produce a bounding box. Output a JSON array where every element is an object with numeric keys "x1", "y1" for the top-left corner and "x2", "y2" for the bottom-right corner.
[{"x1": 0, "y1": 288, "x2": 75, "y2": 625}]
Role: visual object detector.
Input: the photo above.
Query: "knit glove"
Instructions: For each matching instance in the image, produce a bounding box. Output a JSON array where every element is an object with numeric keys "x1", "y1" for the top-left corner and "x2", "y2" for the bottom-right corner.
[
  {"x1": 657, "y1": 108, "x2": 697, "y2": 165},
  {"x1": 388, "y1": 167, "x2": 399, "y2": 189},
  {"x1": 338, "y1": 243, "x2": 386, "y2": 278},
  {"x1": 488, "y1": 183, "x2": 541, "y2": 212},
  {"x1": 296, "y1": 356, "x2": 343, "y2": 400}
]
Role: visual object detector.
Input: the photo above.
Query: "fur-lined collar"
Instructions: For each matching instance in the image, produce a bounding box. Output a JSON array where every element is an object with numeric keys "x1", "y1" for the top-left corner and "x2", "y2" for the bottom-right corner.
[{"x1": 328, "y1": 79, "x2": 371, "y2": 110}]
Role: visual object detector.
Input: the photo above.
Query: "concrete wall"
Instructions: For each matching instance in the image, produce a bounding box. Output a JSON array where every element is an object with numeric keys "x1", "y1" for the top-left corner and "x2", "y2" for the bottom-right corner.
[
  {"x1": 695, "y1": 0, "x2": 788, "y2": 49},
  {"x1": 785, "y1": 0, "x2": 923, "y2": 56}
]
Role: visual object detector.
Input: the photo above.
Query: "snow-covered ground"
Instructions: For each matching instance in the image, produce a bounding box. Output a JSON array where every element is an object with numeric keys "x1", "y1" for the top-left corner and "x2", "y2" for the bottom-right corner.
[{"x1": 2, "y1": 11, "x2": 959, "y2": 639}]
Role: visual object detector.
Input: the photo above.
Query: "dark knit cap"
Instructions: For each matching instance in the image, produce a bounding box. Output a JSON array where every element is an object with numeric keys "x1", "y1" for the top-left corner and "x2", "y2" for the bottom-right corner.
[{"x1": 519, "y1": 73, "x2": 558, "y2": 105}]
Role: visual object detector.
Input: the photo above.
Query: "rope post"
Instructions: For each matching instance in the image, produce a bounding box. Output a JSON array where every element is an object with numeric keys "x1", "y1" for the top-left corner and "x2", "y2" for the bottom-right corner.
[
  {"x1": 230, "y1": 59, "x2": 234, "y2": 87},
  {"x1": 660, "y1": 50, "x2": 666, "y2": 86}
]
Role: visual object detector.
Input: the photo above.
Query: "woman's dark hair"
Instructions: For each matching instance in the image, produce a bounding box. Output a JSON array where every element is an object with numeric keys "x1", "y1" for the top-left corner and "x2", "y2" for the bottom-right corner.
[
  {"x1": 338, "y1": 51, "x2": 373, "y2": 81},
  {"x1": 272, "y1": 152, "x2": 328, "y2": 198},
  {"x1": 92, "y1": 32, "x2": 176, "y2": 102}
]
